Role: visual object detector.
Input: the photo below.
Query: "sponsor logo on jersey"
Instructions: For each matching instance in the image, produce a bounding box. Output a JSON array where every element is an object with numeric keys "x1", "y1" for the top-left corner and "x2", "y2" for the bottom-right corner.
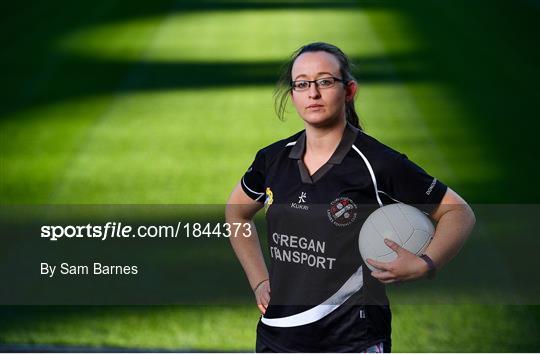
[
  {"x1": 327, "y1": 197, "x2": 358, "y2": 227},
  {"x1": 265, "y1": 187, "x2": 273, "y2": 213},
  {"x1": 291, "y1": 191, "x2": 309, "y2": 211},
  {"x1": 426, "y1": 178, "x2": 437, "y2": 195}
]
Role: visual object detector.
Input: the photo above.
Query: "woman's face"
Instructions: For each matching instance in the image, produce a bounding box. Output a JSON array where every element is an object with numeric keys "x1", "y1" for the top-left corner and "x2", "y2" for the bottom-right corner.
[{"x1": 290, "y1": 51, "x2": 356, "y2": 128}]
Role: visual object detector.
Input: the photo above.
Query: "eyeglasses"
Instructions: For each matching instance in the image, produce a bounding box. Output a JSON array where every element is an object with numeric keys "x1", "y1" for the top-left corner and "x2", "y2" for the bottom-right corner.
[{"x1": 290, "y1": 76, "x2": 347, "y2": 91}]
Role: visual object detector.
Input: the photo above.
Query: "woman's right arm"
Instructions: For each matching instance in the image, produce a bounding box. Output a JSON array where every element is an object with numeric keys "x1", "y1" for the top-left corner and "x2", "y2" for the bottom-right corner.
[{"x1": 225, "y1": 182, "x2": 270, "y2": 314}]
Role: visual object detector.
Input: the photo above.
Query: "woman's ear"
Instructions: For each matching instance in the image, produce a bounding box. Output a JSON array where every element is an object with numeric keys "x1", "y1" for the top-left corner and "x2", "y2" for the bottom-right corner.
[{"x1": 345, "y1": 81, "x2": 358, "y2": 102}]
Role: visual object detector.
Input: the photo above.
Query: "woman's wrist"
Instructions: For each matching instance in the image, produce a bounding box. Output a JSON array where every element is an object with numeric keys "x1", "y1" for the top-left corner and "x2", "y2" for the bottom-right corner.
[
  {"x1": 252, "y1": 278, "x2": 269, "y2": 292},
  {"x1": 419, "y1": 254, "x2": 436, "y2": 279}
]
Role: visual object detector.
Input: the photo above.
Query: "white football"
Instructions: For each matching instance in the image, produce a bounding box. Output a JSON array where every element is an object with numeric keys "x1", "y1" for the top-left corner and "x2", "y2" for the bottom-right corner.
[{"x1": 359, "y1": 203, "x2": 434, "y2": 271}]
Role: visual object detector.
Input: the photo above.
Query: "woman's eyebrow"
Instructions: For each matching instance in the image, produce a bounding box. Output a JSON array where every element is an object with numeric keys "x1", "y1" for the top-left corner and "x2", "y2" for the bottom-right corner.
[{"x1": 293, "y1": 72, "x2": 335, "y2": 80}]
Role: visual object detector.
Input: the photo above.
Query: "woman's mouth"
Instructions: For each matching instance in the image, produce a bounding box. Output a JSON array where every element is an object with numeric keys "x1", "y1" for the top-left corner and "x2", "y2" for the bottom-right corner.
[{"x1": 306, "y1": 104, "x2": 324, "y2": 109}]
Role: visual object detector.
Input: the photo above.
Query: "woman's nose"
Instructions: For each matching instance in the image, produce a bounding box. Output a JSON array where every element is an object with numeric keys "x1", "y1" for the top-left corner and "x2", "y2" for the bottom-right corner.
[{"x1": 308, "y1": 83, "x2": 321, "y2": 99}]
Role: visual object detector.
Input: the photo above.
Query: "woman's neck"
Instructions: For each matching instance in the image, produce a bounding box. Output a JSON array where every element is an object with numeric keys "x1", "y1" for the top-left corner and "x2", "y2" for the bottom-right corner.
[{"x1": 304, "y1": 119, "x2": 347, "y2": 156}]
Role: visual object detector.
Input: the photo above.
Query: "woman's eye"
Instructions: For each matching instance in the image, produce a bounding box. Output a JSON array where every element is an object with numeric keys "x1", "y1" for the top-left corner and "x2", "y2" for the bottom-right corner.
[
  {"x1": 295, "y1": 81, "x2": 309, "y2": 89},
  {"x1": 318, "y1": 79, "x2": 332, "y2": 87}
]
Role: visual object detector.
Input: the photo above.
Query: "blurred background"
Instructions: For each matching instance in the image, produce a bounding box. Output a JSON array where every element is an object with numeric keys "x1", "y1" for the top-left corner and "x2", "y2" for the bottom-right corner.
[{"x1": 1, "y1": 0, "x2": 539, "y2": 351}]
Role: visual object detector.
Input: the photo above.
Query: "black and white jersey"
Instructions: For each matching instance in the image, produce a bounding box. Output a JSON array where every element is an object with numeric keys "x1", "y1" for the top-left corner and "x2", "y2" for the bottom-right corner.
[{"x1": 241, "y1": 122, "x2": 447, "y2": 352}]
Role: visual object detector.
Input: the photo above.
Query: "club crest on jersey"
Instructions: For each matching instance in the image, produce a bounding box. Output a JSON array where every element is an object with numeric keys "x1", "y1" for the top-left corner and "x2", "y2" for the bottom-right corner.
[
  {"x1": 264, "y1": 187, "x2": 273, "y2": 213},
  {"x1": 327, "y1": 197, "x2": 358, "y2": 227}
]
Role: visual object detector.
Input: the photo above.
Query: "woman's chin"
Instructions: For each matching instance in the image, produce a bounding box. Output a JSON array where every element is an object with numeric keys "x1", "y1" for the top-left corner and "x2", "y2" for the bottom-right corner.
[{"x1": 302, "y1": 114, "x2": 342, "y2": 128}]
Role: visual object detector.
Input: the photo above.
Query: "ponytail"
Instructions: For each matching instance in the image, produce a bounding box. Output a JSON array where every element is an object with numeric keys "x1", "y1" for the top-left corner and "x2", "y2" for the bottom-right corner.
[{"x1": 345, "y1": 100, "x2": 360, "y2": 129}]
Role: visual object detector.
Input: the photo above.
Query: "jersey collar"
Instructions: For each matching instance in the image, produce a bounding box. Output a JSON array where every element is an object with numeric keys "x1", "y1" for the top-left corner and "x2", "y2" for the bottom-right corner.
[{"x1": 288, "y1": 122, "x2": 360, "y2": 184}]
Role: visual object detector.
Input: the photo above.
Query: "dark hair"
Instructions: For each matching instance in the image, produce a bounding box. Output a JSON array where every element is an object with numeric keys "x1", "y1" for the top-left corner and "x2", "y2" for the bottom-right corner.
[{"x1": 274, "y1": 42, "x2": 361, "y2": 130}]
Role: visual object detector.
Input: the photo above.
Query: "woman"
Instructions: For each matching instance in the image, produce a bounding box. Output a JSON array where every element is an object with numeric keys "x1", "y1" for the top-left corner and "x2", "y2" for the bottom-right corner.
[{"x1": 226, "y1": 42, "x2": 475, "y2": 352}]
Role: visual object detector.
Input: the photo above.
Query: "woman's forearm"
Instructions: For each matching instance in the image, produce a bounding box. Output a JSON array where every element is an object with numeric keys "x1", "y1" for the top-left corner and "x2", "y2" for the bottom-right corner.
[
  {"x1": 227, "y1": 215, "x2": 269, "y2": 290},
  {"x1": 425, "y1": 203, "x2": 476, "y2": 270}
]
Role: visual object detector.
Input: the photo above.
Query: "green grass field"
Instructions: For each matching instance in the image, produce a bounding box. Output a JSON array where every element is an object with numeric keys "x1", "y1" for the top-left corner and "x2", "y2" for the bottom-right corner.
[
  {"x1": 1, "y1": 0, "x2": 539, "y2": 351},
  {"x1": 0, "y1": 305, "x2": 539, "y2": 352}
]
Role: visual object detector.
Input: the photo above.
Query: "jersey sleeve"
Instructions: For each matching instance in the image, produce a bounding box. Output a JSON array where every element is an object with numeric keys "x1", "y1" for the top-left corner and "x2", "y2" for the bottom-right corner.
[
  {"x1": 379, "y1": 153, "x2": 448, "y2": 214},
  {"x1": 240, "y1": 149, "x2": 266, "y2": 202}
]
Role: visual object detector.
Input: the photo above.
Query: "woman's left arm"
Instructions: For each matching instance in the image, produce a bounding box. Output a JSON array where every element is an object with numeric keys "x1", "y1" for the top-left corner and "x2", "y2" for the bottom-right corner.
[
  {"x1": 422, "y1": 187, "x2": 476, "y2": 271},
  {"x1": 367, "y1": 188, "x2": 476, "y2": 283}
]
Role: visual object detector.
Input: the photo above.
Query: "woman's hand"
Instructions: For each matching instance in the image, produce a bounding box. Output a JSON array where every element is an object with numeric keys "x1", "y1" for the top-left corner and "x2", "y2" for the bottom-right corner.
[
  {"x1": 366, "y1": 239, "x2": 430, "y2": 283},
  {"x1": 367, "y1": 189, "x2": 475, "y2": 284},
  {"x1": 254, "y1": 279, "x2": 271, "y2": 314}
]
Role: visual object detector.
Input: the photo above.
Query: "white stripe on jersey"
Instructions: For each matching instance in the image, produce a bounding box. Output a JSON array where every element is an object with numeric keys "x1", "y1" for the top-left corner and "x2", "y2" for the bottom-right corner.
[
  {"x1": 260, "y1": 266, "x2": 363, "y2": 327},
  {"x1": 377, "y1": 190, "x2": 403, "y2": 204},
  {"x1": 241, "y1": 176, "x2": 264, "y2": 201},
  {"x1": 352, "y1": 145, "x2": 383, "y2": 207},
  {"x1": 285, "y1": 141, "x2": 296, "y2": 147}
]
